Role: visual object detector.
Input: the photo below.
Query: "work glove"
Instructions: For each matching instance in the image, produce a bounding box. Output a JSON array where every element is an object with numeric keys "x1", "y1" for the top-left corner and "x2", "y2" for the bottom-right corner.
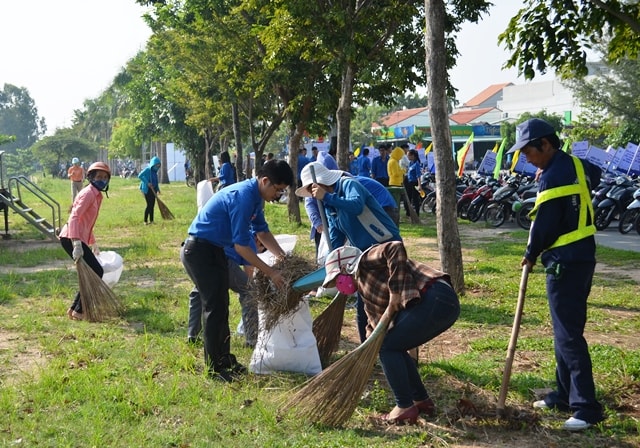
[{"x1": 72, "y1": 240, "x2": 83, "y2": 262}]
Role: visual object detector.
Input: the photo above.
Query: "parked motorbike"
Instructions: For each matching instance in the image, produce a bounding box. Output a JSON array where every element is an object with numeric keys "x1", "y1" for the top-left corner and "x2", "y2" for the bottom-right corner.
[
  {"x1": 593, "y1": 176, "x2": 636, "y2": 231},
  {"x1": 467, "y1": 178, "x2": 499, "y2": 222},
  {"x1": 485, "y1": 175, "x2": 536, "y2": 227},
  {"x1": 618, "y1": 187, "x2": 640, "y2": 234}
]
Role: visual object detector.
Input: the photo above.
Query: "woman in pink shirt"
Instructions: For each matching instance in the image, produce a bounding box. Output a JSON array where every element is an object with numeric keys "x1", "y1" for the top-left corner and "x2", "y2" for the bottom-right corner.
[{"x1": 58, "y1": 162, "x2": 111, "y2": 320}]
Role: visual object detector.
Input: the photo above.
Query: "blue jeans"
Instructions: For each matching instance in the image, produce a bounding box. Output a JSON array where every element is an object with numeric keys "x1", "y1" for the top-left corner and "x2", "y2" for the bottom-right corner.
[{"x1": 379, "y1": 281, "x2": 460, "y2": 408}]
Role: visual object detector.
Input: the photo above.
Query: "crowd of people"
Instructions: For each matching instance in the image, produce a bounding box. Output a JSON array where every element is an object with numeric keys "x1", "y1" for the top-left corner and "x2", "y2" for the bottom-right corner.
[{"x1": 58, "y1": 120, "x2": 607, "y2": 430}]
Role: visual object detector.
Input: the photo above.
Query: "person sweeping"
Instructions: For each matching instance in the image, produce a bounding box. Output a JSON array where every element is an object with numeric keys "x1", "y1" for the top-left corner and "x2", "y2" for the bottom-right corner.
[
  {"x1": 138, "y1": 156, "x2": 161, "y2": 225},
  {"x1": 317, "y1": 242, "x2": 460, "y2": 424},
  {"x1": 59, "y1": 162, "x2": 111, "y2": 320}
]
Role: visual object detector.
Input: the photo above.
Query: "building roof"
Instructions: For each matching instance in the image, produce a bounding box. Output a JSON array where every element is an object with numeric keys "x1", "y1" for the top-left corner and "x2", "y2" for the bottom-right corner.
[
  {"x1": 449, "y1": 107, "x2": 496, "y2": 125},
  {"x1": 374, "y1": 107, "x2": 428, "y2": 127},
  {"x1": 462, "y1": 83, "x2": 513, "y2": 107}
]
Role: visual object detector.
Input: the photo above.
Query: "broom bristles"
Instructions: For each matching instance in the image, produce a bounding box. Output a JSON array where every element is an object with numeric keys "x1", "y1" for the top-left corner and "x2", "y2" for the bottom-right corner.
[
  {"x1": 76, "y1": 259, "x2": 123, "y2": 322},
  {"x1": 156, "y1": 196, "x2": 175, "y2": 220},
  {"x1": 281, "y1": 311, "x2": 393, "y2": 426},
  {"x1": 312, "y1": 293, "x2": 348, "y2": 367}
]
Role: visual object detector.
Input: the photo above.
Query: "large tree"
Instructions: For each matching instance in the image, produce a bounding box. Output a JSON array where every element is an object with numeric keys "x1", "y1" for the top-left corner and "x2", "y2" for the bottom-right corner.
[
  {"x1": 499, "y1": 0, "x2": 640, "y2": 79},
  {"x1": 0, "y1": 84, "x2": 46, "y2": 154},
  {"x1": 424, "y1": 0, "x2": 492, "y2": 294}
]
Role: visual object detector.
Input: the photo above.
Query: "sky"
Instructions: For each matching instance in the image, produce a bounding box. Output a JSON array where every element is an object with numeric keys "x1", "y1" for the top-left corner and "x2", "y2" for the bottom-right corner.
[{"x1": 0, "y1": 1, "x2": 555, "y2": 136}]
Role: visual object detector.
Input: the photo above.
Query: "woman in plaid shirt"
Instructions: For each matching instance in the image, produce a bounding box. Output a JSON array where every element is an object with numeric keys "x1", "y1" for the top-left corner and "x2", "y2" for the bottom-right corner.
[{"x1": 323, "y1": 241, "x2": 460, "y2": 424}]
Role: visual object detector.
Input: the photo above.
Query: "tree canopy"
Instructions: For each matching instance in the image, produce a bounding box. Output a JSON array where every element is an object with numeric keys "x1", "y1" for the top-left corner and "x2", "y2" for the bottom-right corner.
[
  {"x1": 499, "y1": 0, "x2": 640, "y2": 79},
  {"x1": 0, "y1": 83, "x2": 46, "y2": 153}
]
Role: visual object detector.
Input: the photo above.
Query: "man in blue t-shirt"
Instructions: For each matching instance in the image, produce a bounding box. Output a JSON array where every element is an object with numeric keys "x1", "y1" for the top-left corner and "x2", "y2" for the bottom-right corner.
[
  {"x1": 371, "y1": 145, "x2": 390, "y2": 186},
  {"x1": 181, "y1": 160, "x2": 294, "y2": 382}
]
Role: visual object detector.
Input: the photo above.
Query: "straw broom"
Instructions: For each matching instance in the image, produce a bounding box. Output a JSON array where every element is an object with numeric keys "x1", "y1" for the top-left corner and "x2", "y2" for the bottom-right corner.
[
  {"x1": 151, "y1": 187, "x2": 174, "y2": 220},
  {"x1": 312, "y1": 291, "x2": 348, "y2": 367},
  {"x1": 76, "y1": 258, "x2": 123, "y2": 322},
  {"x1": 281, "y1": 308, "x2": 395, "y2": 427}
]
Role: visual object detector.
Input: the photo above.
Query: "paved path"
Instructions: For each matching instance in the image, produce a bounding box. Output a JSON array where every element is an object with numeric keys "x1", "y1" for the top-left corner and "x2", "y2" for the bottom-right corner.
[{"x1": 594, "y1": 226, "x2": 640, "y2": 253}]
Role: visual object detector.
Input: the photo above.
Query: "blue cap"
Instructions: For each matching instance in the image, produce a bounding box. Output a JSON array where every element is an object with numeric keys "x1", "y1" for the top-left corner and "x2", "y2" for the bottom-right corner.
[{"x1": 507, "y1": 118, "x2": 555, "y2": 154}]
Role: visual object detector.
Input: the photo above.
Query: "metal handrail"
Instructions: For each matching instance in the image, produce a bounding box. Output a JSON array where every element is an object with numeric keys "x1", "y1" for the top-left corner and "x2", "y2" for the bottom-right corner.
[{"x1": 7, "y1": 175, "x2": 61, "y2": 234}]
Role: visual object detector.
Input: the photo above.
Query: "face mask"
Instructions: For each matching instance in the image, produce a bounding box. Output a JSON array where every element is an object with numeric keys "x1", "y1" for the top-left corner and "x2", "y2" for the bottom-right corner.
[
  {"x1": 91, "y1": 180, "x2": 109, "y2": 191},
  {"x1": 336, "y1": 273, "x2": 357, "y2": 295},
  {"x1": 152, "y1": 165, "x2": 160, "y2": 172}
]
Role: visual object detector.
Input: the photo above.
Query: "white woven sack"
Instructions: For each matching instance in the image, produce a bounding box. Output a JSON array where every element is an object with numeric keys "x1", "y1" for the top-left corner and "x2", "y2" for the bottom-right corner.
[{"x1": 249, "y1": 297, "x2": 321, "y2": 376}]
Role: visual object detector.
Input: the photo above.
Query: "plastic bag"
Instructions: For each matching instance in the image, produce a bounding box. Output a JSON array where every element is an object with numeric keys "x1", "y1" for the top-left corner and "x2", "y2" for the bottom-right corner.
[
  {"x1": 249, "y1": 297, "x2": 321, "y2": 376},
  {"x1": 97, "y1": 251, "x2": 123, "y2": 288}
]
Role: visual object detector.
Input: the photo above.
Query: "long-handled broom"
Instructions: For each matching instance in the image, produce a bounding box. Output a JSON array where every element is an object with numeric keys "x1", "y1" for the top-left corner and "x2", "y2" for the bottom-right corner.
[
  {"x1": 305, "y1": 164, "x2": 349, "y2": 366},
  {"x1": 76, "y1": 258, "x2": 123, "y2": 322},
  {"x1": 281, "y1": 307, "x2": 395, "y2": 426},
  {"x1": 496, "y1": 264, "x2": 530, "y2": 417},
  {"x1": 150, "y1": 186, "x2": 174, "y2": 220}
]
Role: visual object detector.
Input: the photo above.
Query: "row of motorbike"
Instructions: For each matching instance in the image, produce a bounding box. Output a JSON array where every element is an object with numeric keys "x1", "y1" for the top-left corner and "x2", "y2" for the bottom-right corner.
[
  {"x1": 592, "y1": 174, "x2": 640, "y2": 234},
  {"x1": 419, "y1": 171, "x2": 640, "y2": 235}
]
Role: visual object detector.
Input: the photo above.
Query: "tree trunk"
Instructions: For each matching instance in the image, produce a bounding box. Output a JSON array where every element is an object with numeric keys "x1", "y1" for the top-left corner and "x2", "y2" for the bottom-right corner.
[
  {"x1": 425, "y1": 0, "x2": 465, "y2": 294},
  {"x1": 336, "y1": 62, "x2": 356, "y2": 171},
  {"x1": 232, "y1": 102, "x2": 245, "y2": 180},
  {"x1": 158, "y1": 141, "x2": 169, "y2": 184},
  {"x1": 287, "y1": 122, "x2": 304, "y2": 224}
]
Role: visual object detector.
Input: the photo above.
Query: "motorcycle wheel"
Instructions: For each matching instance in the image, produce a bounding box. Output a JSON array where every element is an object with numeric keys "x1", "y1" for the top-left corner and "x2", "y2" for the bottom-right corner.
[
  {"x1": 594, "y1": 207, "x2": 613, "y2": 231},
  {"x1": 636, "y1": 212, "x2": 640, "y2": 235},
  {"x1": 516, "y1": 202, "x2": 534, "y2": 230},
  {"x1": 422, "y1": 194, "x2": 437, "y2": 215},
  {"x1": 468, "y1": 202, "x2": 486, "y2": 223},
  {"x1": 456, "y1": 197, "x2": 471, "y2": 219},
  {"x1": 485, "y1": 203, "x2": 506, "y2": 227},
  {"x1": 618, "y1": 209, "x2": 639, "y2": 234}
]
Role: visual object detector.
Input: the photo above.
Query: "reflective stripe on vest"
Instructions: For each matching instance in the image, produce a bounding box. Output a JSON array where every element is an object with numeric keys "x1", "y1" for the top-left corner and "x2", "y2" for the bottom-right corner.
[{"x1": 528, "y1": 155, "x2": 595, "y2": 249}]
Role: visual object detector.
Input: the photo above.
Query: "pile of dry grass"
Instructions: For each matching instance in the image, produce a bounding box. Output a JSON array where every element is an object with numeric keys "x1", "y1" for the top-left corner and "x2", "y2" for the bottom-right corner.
[
  {"x1": 252, "y1": 255, "x2": 316, "y2": 331},
  {"x1": 76, "y1": 259, "x2": 123, "y2": 322}
]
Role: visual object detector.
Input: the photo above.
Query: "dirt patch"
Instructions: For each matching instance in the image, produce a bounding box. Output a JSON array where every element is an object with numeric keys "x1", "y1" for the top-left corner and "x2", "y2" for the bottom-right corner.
[{"x1": 0, "y1": 331, "x2": 48, "y2": 386}]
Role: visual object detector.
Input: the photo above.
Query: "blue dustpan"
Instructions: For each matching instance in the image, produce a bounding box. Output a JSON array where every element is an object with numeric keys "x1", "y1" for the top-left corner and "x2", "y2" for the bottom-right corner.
[{"x1": 292, "y1": 267, "x2": 326, "y2": 292}]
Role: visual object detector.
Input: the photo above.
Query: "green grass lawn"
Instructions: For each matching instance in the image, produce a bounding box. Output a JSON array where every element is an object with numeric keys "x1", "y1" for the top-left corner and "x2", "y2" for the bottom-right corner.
[{"x1": 0, "y1": 175, "x2": 638, "y2": 447}]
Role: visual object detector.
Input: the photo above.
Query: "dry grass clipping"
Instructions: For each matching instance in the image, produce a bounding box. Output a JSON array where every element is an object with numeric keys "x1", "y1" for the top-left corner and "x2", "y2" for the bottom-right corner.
[
  {"x1": 281, "y1": 311, "x2": 393, "y2": 427},
  {"x1": 76, "y1": 259, "x2": 123, "y2": 322},
  {"x1": 252, "y1": 255, "x2": 316, "y2": 332}
]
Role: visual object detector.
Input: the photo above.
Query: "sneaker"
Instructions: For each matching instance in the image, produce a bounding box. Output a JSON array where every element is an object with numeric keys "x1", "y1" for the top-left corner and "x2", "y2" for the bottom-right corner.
[
  {"x1": 563, "y1": 417, "x2": 591, "y2": 431},
  {"x1": 533, "y1": 400, "x2": 549, "y2": 409}
]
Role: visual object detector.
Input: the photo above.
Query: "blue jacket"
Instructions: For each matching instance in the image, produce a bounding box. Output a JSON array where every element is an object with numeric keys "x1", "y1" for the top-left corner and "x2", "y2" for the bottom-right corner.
[
  {"x1": 322, "y1": 177, "x2": 401, "y2": 250},
  {"x1": 138, "y1": 156, "x2": 161, "y2": 194}
]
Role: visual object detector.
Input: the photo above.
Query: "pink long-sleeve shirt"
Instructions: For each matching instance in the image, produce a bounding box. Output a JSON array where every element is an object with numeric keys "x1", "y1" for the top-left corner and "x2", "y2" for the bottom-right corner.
[{"x1": 59, "y1": 184, "x2": 102, "y2": 245}]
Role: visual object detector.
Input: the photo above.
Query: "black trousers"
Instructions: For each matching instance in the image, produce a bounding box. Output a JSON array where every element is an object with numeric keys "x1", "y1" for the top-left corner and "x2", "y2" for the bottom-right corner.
[
  {"x1": 144, "y1": 190, "x2": 156, "y2": 223},
  {"x1": 181, "y1": 237, "x2": 234, "y2": 373}
]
